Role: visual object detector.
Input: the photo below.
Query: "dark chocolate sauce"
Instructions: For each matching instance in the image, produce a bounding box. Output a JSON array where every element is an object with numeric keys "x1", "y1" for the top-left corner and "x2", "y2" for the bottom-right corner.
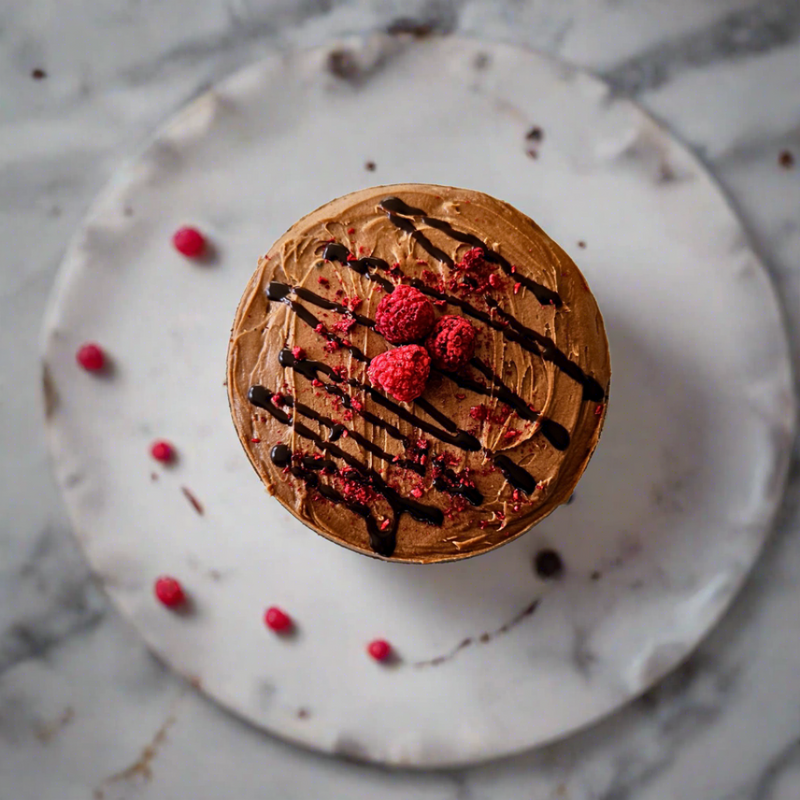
[
  {"x1": 249, "y1": 383, "x2": 444, "y2": 556},
  {"x1": 270, "y1": 443, "x2": 291, "y2": 467},
  {"x1": 485, "y1": 298, "x2": 605, "y2": 402},
  {"x1": 379, "y1": 197, "x2": 562, "y2": 307},
  {"x1": 467, "y1": 359, "x2": 570, "y2": 451},
  {"x1": 278, "y1": 348, "x2": 481, "y2": 452},
  {"x1": 493, "y1": 454, "x2": 537, "y2": 495}
]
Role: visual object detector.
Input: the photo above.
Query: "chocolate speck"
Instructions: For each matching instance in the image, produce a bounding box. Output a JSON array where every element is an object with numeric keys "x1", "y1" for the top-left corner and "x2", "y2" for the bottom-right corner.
[
  {"x1": 590, "y1": 570, "x2": 602, "y2": 581},
  {"x1": 779, "y1": 150, "x2": 795, "y2": 169},
  {"x1": 526, "y1": 148, "x2": 539, "y2": 160},
  {"x1": 150, "y1": 472, "x2": 159, "y2": 482},
  {"x1": 327, "y1": 50, "x2": 359, "y2": 81},
  {"x1": 42, "y1": 363, "x2": 59, "y2": 419},
  {"x1": 577, "y1": 240, "x2": 587, "y2": 249},
  {"x1": 473, "y1": 53, "x2": 490, "y2": 70},
  {"x1": 181, "y1": 486, "x2": 204, "y2": 516},
  {"x1": 526, "y1": 126, "x2": 543, "y2": 142},
  {"x1": 386, "y1": 18, "x2": 435, "y2": 38},
  {"x1": 31, "y1": 68, "x2": 47, "y2": 80},
  {"x1": 365, "y1": 160, "x2": 376, "y2": 172},
  {"x1": 534, "y1": 549, "x2": 564, "y2": 579},
  {"x1": 297, "y1": 708, "x2": 310, "y2": 719}
]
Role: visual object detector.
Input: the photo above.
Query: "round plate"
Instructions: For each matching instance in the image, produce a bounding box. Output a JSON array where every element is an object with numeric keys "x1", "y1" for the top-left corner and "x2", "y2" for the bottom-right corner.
[{"x1": 42, "y1": 35, "x2": 795, "y2": 767}]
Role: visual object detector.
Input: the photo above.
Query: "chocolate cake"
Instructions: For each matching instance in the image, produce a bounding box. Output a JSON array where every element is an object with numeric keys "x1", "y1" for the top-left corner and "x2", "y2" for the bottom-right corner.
[{"x1": 227, "y1": 184, "x2": 610, "y2": 562}]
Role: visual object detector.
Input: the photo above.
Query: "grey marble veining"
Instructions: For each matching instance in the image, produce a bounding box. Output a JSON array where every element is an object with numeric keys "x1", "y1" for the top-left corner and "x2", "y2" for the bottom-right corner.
[{"x1": 2, "y1": 0, "x2": 800, "y2": 798}]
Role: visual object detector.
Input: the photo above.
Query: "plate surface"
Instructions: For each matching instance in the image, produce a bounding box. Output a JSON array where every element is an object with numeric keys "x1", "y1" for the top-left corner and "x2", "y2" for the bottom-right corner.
[{"x1": 42, "y1": 36, "x2": 794, "y2": 766}]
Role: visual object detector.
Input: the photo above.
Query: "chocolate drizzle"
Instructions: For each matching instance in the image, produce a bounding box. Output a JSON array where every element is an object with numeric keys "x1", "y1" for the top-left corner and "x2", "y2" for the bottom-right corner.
[
  {"x1": 249, "y1": 383, "x2": 444, "y2": 557},
  {"x1": 379, "y1": 196, "x2": 562, "y2": 307},
  {"x1": 278, "y1": 348, "x2": 481, "y2": 452},
  {"x1": 493, "y1": 454, "x2": 537, "y2": 495},
  {"x1": 266, "y1": 280, "x2": 571, "y2": 451},
  {"x1": 316, "y1": 246, "x2": 605, "y2": 401}
]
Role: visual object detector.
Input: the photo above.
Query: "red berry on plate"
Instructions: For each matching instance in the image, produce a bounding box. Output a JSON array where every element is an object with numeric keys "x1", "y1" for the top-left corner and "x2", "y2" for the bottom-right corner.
[
  {"x1": 76, "y1": 342, "x2": 105, "y2": 372},
  {"x1": 367, "y1": 639, "x2": 392, "y2": 662},
  {"x1": 150, "y1": 440, "x2": 175, "y2": 463},
  {"x1": 172, "y1": 226, "x2": 206, "y2": 258},
  {"x1": 154, "y1": 576, "x2": 186, "y2": 608},
  {"x1": 264, "y1": 606, "x2": 292, "y2": 633}
]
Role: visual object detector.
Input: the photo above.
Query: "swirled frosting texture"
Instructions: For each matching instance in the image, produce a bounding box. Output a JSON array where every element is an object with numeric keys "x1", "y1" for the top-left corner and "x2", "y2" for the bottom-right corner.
[{"x1": 227, "y1": 184, "x2": 610, "y2": 562}]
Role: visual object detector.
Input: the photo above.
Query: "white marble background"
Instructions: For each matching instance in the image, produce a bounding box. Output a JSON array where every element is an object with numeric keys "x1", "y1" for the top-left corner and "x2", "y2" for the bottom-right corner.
[{"x1": 2, "y1": 1, "x2": 800, "y2": 798}]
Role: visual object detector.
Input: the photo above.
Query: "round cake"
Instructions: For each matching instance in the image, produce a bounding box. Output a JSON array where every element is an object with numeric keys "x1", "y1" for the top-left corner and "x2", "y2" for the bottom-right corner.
[{"x1": 227, "y1": 184, "x2": 610, "y2": 563}]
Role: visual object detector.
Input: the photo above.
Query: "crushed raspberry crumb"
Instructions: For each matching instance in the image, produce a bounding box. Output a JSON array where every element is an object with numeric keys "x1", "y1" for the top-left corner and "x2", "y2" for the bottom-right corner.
[
  {"x1": 469, "y1": 404, "x2": 488, "y2": 421},
  {"x1": 459, "y1": 247, "x2": 485, "y2": 272},
  {"x1": 410, "y1": 487, "x2": 423, "y2": 498},
  {"x1": 367, "y1": 639, "x2": 392, "y2": 661},
  {"x1": 380, "y1": 518, "x2": 391, "y2": 531},
  {"x1": 489, "y1": 273, "x2": 503, "y2": 289},
  {"x1": 314, "y1": 323, "x2": 327, "y2": 335},
  {"x1": 154, "y1": 576, "x2": 186, "y2": 608},
  {"x1": 172, "y1": 226, "x2": 206, "y2": 258},
  {"x1": 425, "y1": 316, "x2": 477, "y2": 371},
  {"x1": 76, "y1": 342, "x2": 106, "y2": 372},
  {"x1": 150, "y1": 440, "x2": 175, "y2": 463},
  {"x1": 374, "y1": 285, "x2": 435, "y2": 344},
  {"x1": 503, "y1": 429, "x2": 519, "y2": 441},
  {"x1": 333, "y1": 316, "x2": 356, "y2": 334},
  {"x1": 317, "y1": 276, "x2": 329, "y2": 286},
  {"x1": 251, "y1": 438, "x2": 261, "y2": 443},
  {"x1": 367, "y1": 345, "x2": 430, "y2": 403},
  {"x1": 595, "y1": 404, "x2": 603, "y2": 416},
  {"x1": 347, "y1": 227, "x2": 356, "y2": 234},
  {"x1": 264, "y1": 606, "x2": 292, "y2": 633},
  {"x1": 514, "y1": 282, "x2": 521, "y2": 294},
  {"x1": 292, "y1": 346, "x2": 306, "y2": 360}
]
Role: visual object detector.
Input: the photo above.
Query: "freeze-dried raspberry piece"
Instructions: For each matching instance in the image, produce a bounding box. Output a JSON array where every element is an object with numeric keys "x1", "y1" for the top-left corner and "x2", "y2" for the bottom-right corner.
[
  {"x1": 374, "y1": 285, "x2": 435, "y2": 344},
  {"x1": 424, "y1": 315, "x2": 477, "y2": 371},
  {"x1": 367, "y1": 345, "x2": 430, "y2": 403}
]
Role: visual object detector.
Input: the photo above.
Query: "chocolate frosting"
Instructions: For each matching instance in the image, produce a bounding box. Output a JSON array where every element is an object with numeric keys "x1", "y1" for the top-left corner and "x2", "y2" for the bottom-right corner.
[{"x1": 227, "y1": 184, "x2": 610, "y2": 563}]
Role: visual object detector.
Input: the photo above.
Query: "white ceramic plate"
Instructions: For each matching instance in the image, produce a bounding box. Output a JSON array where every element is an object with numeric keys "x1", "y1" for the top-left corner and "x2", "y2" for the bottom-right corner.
[{"x1": 42, "y1": 35, "x2": 794, "y2": 767}]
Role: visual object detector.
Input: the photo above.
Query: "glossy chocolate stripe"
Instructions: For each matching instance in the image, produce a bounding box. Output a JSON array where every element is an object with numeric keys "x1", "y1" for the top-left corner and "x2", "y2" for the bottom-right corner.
[
  {"x1": 314, "y1": 247, "x2": 602, "y2": 400},
  {"x1": 278, "y1": 348, "x2": 481, "y2": 452},
  {"x1": 493, "y1": 454, "x2": 537, "y2": 495},
  {"x1": 248, "y1": 384, "x2": 445, "y2": 557},
  {"x1": 268, "y1": 280, "x2": 571, "y2": 449},
  {"x1": 379, "y1": 196, "x2": 562, "y2": 307},
  {"x1": 268, "y1": 443, "x2": 386, "y2": 555},
  {"x1": 485, "y1": 297, "x2": 605, "y2": 402},
  {"x1": 467, "y1": 359, "x2": 570, "y2": 451}
]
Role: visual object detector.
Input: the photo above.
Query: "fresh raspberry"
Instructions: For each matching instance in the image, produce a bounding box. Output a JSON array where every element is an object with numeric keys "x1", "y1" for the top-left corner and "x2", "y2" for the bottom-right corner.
[
  {"x1": 374, "y1": 285, "x2": 435, "y2": 344},
  {"x1": 150, "y1": 440, "x2": 175, "y2": 463},
  {"x1": 367, "y1": 639, "x2": 392, "y2": 662},
  {"x1": 367, "y1": 345, "x2": 430, "y2": 403},
  {"x1": 172, "y1": 226, "x2": 206, "y2": 258},
  {"x1": 424, "y1": 315, "x2": 477, "y2": 371},
  {"x1": 154, "y1": 576, "x2": 186, "y2": 608},
  {"x1": 76, "y1": 342, "x2": 105, "y2": 372},
  {"x1": 264, "y1": 606, "x2": 292, "y2": 633}
]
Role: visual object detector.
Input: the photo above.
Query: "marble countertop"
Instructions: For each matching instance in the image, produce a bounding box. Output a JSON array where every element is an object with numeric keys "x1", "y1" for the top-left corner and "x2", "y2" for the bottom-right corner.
[{"x1": 2, "y1": 1, "x2": 799, "y2": 798}]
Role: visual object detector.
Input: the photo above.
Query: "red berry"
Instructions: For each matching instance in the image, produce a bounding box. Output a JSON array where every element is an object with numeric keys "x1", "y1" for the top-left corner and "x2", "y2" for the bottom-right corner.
[
  {"x1": 425, "y1": 315, "x2": 477, "y2": 372},
  {"x1": 264, "y1": 606, "x2": 292, "y2": 633},
  {"x1": 172, "y1": 226, "x2": 206, "y2": 258},
  {"x1": 367, "y1": 639, "x2": 392, "y2": 661},
  {"x1": 367, "y1": 345, "x2": 430, "y2": 403},
  {"x1": 76, "y1": 342, "x2": 105, "y2": 372},
  {"x1": 150, "y1": 440, "x2": 175, "y2": 463},
  {"x1": 375, "y1": 285, "x2": 436, "y2": 344},
  {"x1": 154, "y1": 576, "x2": 186, "y2": 608}
]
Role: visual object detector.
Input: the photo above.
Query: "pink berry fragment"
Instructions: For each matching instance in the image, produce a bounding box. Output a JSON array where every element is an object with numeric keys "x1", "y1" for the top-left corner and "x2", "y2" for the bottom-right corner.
[
  {"x1": 76, "y1": 342, "x2": 105, "y2": 372},
  {"x1": 150, "y1": 440, "x2": 175, "y2": 463},
  {"x1": 264, "y1": 606, "x2": 292, "y2": 633},
  {"x1": 172, "y1": 226, "x2": 206, "y2": 258},
  {"x1": 154, "y1": 576, "x2": 186, "y2": 608},
  {"x1": 367, "y1": 639, "x2": 392, "y2": 661}
]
